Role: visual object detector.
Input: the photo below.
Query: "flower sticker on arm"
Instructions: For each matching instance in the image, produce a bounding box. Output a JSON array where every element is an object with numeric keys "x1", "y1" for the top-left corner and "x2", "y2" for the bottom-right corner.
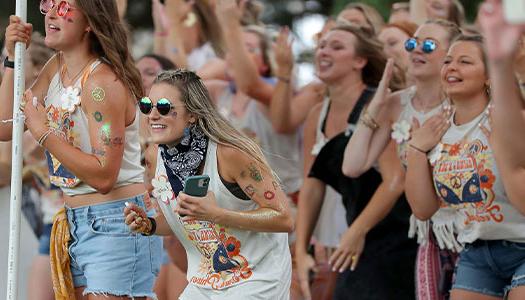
[
  {"x1": 60, "y1": 86, "x2": 82, "y2": 113},
  {"x1": 391, "y1": 120, "x2": 411, "y2": 144},
  {"x1": 152, "y1": 175, "x2": 175, "y2": 204}
]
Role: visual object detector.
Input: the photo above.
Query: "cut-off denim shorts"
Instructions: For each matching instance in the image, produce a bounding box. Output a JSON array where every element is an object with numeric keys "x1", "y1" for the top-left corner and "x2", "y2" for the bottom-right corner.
[
  {"x1": 453, "y1": 239, "x2": 525, "y2": 297},
  {"x1": 66, "y1": 194, "x2": 162, "y2": 298}
]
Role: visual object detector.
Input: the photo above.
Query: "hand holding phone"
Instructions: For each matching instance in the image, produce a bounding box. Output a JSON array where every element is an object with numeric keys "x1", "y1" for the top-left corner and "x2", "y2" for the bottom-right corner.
[
  {"x1": 179, "y1": 175, "x2": 210, "y2": 217},
  {"x1": 183, "y1": 175, "x2": 210, "y2": 197}
]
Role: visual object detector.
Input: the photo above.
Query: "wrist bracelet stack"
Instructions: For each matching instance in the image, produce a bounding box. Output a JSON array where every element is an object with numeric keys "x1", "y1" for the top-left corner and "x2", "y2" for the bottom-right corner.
[
  {"x1": 141, "y1": 217, "x2": 157, "y2": 236},
  {"x1": 37, "y1": 128, "x2": 55, "y2": 147},
  {"x1": 359, "y1": 111, "x2": 380, "y2": 130}
]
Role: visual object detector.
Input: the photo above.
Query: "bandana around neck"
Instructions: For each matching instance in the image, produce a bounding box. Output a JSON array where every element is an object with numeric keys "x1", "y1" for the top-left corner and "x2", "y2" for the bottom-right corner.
[{"x1": 159, "y1": 125, "x2": 209, "y2": 196}]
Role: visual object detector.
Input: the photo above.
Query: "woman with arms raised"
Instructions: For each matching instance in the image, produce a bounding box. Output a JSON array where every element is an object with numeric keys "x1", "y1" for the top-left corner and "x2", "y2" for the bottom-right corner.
[
  {"x1": 124, "y1": 70, "x2": 293, "y2": 300},
  {"x1": 0, "y1": 0, "x2": 161, "y2": 299}
]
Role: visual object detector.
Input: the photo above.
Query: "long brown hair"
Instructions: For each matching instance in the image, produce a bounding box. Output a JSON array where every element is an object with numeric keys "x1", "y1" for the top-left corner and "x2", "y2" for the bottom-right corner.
[
  {"x1": 75, "y1": 0, "x2": 144, "y2": 100},
  {"x1": 193, "y1": 1, "x2": 225, "y2": 58},
  {"x1": 154, "y1": 70, "x2": 275, "y2": 175},
  {"x1": 331, "y1": 24, "x2": 393, "y2": 89}
]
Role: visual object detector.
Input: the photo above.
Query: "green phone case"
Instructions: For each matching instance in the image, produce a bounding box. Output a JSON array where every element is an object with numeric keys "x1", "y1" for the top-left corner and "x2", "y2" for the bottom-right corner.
[{"x1": 183, "y1": 175, "x2": 210, "y2": 197}]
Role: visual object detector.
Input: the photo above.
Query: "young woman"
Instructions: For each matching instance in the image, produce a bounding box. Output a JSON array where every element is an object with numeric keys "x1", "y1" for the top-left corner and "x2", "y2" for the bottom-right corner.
[
  {"x1": 406, "y1": 33, "x2": 525, "y2": 300},
  {"x1": 295, "y1": 24, "x2": 417, "y2": 300},
  {"x1": 343, "y1": 19, "x2": 461, "y2": 300},
  {"x1": 124, "y1": 69, "x2": 293, "y2": 299},
  {"x1": 0, "y1": 0, "x2": 161, "y2": 299}
]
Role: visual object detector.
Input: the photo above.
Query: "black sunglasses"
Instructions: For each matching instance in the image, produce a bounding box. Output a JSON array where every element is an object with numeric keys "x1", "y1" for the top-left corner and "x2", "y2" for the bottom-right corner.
[{"x1": 139, "y1": 97, "x2": 174, "y2": 116}]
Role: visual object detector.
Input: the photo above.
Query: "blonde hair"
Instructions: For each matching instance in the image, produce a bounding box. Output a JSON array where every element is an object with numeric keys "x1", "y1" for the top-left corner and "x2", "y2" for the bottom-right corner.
[{"x1": 154, "y1": 69, "x2": 274, "y2": 174}]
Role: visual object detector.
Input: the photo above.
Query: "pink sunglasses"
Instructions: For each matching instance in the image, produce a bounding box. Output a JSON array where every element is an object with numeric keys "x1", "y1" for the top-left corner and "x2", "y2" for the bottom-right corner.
[{"x1": 40, "y1": 0, "x2": 75, "y2": 17}]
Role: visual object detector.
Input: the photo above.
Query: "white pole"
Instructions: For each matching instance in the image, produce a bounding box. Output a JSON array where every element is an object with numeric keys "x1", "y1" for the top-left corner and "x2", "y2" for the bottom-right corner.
[{"x1": 7, "y1": 0, "x2": 27, "y2": 299}]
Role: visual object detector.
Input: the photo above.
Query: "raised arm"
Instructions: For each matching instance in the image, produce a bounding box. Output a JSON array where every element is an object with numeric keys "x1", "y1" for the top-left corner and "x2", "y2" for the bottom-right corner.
[
  {"x1": 216, "y1": 0, "x2": 274, "y2": 105},
  {"x1": 163, "y1": 0, "x2": 195, "y2": 69},
  {"x1": 176, "y1": 145, "x2": 294, "y2": 233},
  {"x1": 0, "y1": 16, "x2": 32, "y2": 140},
  {"x1": 404, "y1": 114, "x2": 449, "y2": 220},
  {"x1": 330, "y1": 140, "x2": 404, "y2": 272},
  {"x1": 342, "y1": 59, "x2": 396, "y2": 177},
  {"x1": 269, "y1": 27, "x2": 324, "y2": 133},
  {"x1": 23, "y1": 67, "x2": 132, "y2": 194},
  {"x1": 478, "y1": 0, "x2": 525, "y2": 213}
]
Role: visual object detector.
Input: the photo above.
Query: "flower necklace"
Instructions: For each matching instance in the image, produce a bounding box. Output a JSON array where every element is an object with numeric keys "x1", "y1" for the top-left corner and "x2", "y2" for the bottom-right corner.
[{"x1": 58, "y1": 58, "x2": 95, "y2": 113}]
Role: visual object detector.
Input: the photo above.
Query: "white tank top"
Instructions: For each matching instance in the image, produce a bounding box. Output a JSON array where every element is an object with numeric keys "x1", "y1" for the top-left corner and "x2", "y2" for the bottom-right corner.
[
  {"x1": 217, "y1": 88, "x2": 303, "y2": 194},
  {"x1": 154, "y1": 142, "x2": 292, "y2": 296},
  {"x1": 44, "y1": 60, "x2": 144, "y2": 196},
  {"x1": 394, "y1": 86, "x2": 447, "y2": 167},
  {"x1": 310, "y1": 97, "x2": 348, "y2": 248}
]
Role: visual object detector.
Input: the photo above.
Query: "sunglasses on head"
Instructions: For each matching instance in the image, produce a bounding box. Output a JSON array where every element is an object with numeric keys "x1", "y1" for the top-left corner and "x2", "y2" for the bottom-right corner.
[
  {"x1": 405, "y1": 38, "x2": 437, "y2": 54},
  {"x1": 139, "y1": 97, "x2": 175, "y2": 116},
  {"x1": 40, "y1": 0, "x2": 74, "y2": 17}
]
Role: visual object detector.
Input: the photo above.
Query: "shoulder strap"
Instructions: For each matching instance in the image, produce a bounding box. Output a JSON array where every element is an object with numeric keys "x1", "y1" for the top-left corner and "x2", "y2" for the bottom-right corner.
[{"x1": 347, "y1": 86, "x2": 376, "y2": 125}]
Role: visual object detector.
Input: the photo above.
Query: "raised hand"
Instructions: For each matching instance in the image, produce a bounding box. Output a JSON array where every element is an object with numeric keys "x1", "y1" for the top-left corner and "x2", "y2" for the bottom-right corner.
[
  {"x1": 152, "y1": 0, "x2": 170, "y2": 33},
  {"x1": 5, "y1": 15, "x2": 33, "y2": 59},
  {"x1": 367, "y1": 58, "x2": 395, "y2": 118},
  {"x1": 478, "y1": 0, "x2": 525, "y2": 62},
  {"x1": 216, "y1": 0, "x2": 245, "y2": 26},
  {"x1": 165, "y1": 0, "x2": 195, "y2": 25},
  {"x1": 273, "y1": 26, "x2": 294, "y2": 79}
]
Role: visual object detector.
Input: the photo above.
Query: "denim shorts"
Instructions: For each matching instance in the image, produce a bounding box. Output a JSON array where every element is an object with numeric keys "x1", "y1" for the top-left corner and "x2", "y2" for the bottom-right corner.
[
  {"x1": 453, "y1": 239, "x2": 525, "y2": 297},
  {"x1": 38, "y1": 223, "x2": 53, "y2": 255},
  {"x1": 66, "y1": 194, "x2": 162, "y2": 298}
]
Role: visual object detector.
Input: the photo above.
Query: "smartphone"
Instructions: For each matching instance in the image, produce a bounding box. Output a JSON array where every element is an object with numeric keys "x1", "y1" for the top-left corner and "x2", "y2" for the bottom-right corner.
[
  {"x1": 503, "y1": 0, "x2": 525, "y2": 24},
  {"x1": 183, "y1": 175, "x2": 210, "y2": 197}
]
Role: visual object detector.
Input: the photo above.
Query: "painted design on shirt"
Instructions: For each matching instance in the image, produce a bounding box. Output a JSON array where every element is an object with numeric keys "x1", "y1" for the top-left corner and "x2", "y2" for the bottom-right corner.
[
  {"x1": 153, "y1": 173, "x2": 252, "y2": 289},
  {"x1": 183, "y1": 219, "x2": 252, "y2": 290},
  {"x1": 432, "y1": 139, "x2": 503, "y2": 226},
  {"x1": 45, "y1": 104, "x2": 81, "y2": 188}
]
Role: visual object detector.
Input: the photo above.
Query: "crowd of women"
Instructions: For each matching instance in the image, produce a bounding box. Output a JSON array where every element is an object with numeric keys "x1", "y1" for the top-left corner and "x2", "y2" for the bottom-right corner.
[{"x1": 0, "y1": 0, "x2": 525, "y2": 299}]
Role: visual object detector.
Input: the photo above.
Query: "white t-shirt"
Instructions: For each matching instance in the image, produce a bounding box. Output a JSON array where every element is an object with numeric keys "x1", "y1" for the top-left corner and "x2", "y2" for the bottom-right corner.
[{"x1": 154, "y1": 142, "x2": 291, "y2": 299}]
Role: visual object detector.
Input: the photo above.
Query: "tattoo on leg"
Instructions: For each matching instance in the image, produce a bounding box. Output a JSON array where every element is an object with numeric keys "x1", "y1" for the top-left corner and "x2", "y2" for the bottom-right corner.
[
  {"x1": 93, "y1": 111, "x2": 103, "y2": 122},
  {"x1": 248, "y1": 163, "x2": 263, "y2": 182},
  {"x1": 244, "y1": 185, "x2": 256, "y2": 197},
  {"x1": 91, "y1": 87, "x2": 106, "y2": 102},
  {"x1": 264, "y1": 191, "x2": 275, "y2": 201}
]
